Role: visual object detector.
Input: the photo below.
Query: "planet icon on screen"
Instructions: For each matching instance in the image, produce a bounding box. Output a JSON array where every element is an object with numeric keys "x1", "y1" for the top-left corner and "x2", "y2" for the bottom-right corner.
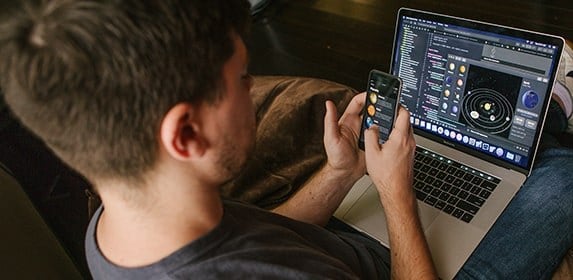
[
  {"x1": 445, "y1": 76, "x2": 453, "y2": 85},
  {"x1": 365, "y1": 117, "x2": 374, "y2": 128},
  {"x1": 367, "y1": 105, "x2": 376, "y2": 116},
  {"x1": 369, "y1": 93, "x2": 377, "y2": 104},
  {"x1": 521, "y1": 90, "x2": 539, "y2": 109}
]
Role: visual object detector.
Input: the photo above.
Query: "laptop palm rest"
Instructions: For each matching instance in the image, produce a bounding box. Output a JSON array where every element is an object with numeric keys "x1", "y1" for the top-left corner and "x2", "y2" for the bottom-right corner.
[
  {"x1": 340, "y1": 182, "x2": 440, "y2": 245},
  {"x1": 338, "y1": 178, "x2": 484, "y2": 279}
]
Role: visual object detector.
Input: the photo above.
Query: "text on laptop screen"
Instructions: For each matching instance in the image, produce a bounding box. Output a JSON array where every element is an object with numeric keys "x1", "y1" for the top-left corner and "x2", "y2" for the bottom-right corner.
[{"x1": 391, "y1": 11, "x2": 561, "y2": 170}]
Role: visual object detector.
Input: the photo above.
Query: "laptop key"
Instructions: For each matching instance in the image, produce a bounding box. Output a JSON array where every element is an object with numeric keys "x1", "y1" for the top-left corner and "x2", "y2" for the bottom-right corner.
[
  {"x1": 445, "y1": 175, "x2": 455, "y2": 183},
  {"x1": 435, "y1": 200, "x2": 446, "y2": 210},
  {"x1": 439, "y1": 192, "x2": 450, "y2": 201},
  {"x1": 446, "y1": 166, "x2": 456, "y2": 174},
  {"x1": 458, "y1": 190, "x2": 469, "y2": 200},
  {"x1": 440, "y1": 183, "x2": 452, "y2": 192},
  {"x1": 449, "y1": 187, "x2": 460, "y2": 196},
  {"x1": 481, "y1": 180, "x2": 498, "y2": 192},
  {"x1": 424, "y1": 176, "x2": 435, "y2": 184},
  {"x1": 467, "y1": 194, "x2": 485, "y2": 207},
  {"x1": 415, "y1": 190, "x2": 428, "y2": 201},
  {"x1": 428, "y1": 168, "x2": 439, "y2": 176},
  {"x1": 471, "y1": 176, "x2": 483, "y2": 185},
  {"x1": 425, "y1": 196, "x2": 438, "y2": 206},
  {"x1": 463, "y1": 173, "x2": 474, "y2": 181},
  {"x1": 470, "y1": 185, "x2": 481, "y2": 195},
  {"x1": 447, "y1": 196, "x2": 459, "y2": 205},
  {"x1": 422, "y1": 185, "x2": 433, "y2": 194},
  {"x1": 457, "y1": 200, "x2": 479, "y2": 215},
  {"x1": 453, "y1": 209, "x2": 464, "y2": 218},
  {"x1": 444, "y1": 205, "x2": 455, "y2": 214},
  {"x1": 461, "y1": 213, "x2": 474, "y2": 223},
  {"x1": 479, "y1": 189, "x2": 491, "y2": 199},
  {"x1": 423, "y1": 156, "x2": 432, "y2": 164}
]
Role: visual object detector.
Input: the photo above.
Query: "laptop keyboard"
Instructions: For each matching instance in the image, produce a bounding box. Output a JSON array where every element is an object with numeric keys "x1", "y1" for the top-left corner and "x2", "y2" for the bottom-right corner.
[{"x1": 413, "y1": 147, "x2": 501, "y2": 223}]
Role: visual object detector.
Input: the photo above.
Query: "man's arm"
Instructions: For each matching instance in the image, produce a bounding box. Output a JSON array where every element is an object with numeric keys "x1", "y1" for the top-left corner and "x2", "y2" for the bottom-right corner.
[
  {"x1": 364, "y1": 107, "x2": 438, "y2": 279},
  {"x1": 272, "y1": 93, "x2": 366, "y2": 226}
]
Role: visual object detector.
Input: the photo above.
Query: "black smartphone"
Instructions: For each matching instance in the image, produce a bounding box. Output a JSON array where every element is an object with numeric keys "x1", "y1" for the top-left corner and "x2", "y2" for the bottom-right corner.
[{"x1": 358, "y1": 69, "x2": 402, "y2": 150}]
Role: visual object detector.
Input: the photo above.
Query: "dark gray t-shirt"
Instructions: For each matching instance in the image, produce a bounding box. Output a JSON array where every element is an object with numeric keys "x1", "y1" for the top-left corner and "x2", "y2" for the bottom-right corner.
[{"x1": 85, "y1": 200, "x2": 390, "y2": 279}]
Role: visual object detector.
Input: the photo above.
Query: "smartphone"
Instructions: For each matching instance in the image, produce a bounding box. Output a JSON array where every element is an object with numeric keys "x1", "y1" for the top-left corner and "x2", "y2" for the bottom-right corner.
[{"x1": 358, "y1": 69, "x2": 402, "y2": 149}]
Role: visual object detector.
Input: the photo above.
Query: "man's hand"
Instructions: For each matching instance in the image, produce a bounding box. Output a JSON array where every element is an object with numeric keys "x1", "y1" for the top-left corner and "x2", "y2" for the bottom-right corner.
[
  {"x1": 364, "y1": 107, "x2": 438, "y2": 279},
  {"x1": 271, "y1": 93, "x2": 367, "y2": 225},
  {"x1": 363, "y1": 106, "x2": 416, "y2": 209},
  {"x1": 323, "y1": 92, "x2": 366, "y2": 182}
]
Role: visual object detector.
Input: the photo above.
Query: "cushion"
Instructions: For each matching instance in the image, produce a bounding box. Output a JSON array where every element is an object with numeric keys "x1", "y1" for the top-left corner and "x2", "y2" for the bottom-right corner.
[{"x1": 221, "y1": 76, "x2": 356, "y2": 209}]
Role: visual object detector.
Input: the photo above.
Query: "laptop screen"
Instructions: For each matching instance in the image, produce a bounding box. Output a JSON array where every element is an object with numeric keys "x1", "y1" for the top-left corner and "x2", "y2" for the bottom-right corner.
[{"x1": 391, "y1": 8, "x2": 564, "y2": 174}]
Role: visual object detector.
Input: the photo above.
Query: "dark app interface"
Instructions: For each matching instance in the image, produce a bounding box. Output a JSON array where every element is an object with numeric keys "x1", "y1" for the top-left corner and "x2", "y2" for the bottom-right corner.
[{"x1": 363, "y1": 72, "x2": 400, "y2": 144}]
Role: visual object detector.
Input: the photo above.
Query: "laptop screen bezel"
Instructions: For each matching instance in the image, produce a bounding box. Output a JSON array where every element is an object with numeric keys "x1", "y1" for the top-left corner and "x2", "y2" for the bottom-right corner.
[{"x1": 391, "y1": 8, "x2": 564, "y2": 176}]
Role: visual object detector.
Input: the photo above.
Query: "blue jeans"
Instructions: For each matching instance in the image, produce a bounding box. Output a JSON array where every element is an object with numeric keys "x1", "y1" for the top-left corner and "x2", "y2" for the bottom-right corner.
[{"x1": 458, "y1": 103, "x2": 573, "y2": 279}]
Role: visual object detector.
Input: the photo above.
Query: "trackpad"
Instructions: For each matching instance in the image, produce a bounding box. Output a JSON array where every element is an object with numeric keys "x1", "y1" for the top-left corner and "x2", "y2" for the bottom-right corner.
[
  {"x1": 418, "y1": 202, "x2": 440, "y2": 232},
  {"x1": 342, "y1": 184, "x2": 440, "y2": 245}
]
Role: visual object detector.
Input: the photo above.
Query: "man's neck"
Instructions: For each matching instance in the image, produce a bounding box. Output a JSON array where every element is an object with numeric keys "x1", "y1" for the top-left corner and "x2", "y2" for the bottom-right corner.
[{"x1": 95, "y1": 176, "x2": 224, "y2": 268}]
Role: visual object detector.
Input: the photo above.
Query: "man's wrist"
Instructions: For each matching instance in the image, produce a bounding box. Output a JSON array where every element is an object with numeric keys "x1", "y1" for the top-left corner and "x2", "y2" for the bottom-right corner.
[{"x1": 323, "y1": 161, "x2": 364, "y2": 188}]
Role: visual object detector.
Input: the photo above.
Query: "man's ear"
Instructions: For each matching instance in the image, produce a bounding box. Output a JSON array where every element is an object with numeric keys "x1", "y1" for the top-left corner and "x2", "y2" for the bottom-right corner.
[{"x1": 159, "y1": 103, "x2": 207, "y2": 161}]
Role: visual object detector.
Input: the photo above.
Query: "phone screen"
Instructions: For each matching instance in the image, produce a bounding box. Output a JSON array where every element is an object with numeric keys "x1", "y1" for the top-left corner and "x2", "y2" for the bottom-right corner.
[{"x1": 359, "y1": 70, "x2": 402, "y2": 149}]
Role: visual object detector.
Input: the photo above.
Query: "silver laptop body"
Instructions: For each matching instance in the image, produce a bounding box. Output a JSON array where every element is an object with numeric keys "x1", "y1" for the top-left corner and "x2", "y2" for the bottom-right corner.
[{"x1": 334, "y1": 8, "x2": 564, "y2": 279}]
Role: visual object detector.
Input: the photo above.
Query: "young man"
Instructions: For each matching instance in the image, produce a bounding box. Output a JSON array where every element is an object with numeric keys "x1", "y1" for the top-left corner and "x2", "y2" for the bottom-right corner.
[
  {"x1": 0, "y1": 0, "x2": 435, "y2": 278},
  {"x1": 0, "y1": 1, "x2": 571, "y2": 279}
]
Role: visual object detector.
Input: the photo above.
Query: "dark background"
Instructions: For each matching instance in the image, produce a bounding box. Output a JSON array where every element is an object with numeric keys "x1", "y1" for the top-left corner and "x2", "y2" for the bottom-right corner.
[{"x1": 247, "y1": 0, "x2": 573, "y2": 91}]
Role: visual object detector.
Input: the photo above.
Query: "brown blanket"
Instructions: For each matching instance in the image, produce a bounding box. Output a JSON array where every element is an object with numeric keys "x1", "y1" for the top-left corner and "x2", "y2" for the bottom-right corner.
[{"x1": 221, "y1": 76, "x2": 357, "y2": 209}]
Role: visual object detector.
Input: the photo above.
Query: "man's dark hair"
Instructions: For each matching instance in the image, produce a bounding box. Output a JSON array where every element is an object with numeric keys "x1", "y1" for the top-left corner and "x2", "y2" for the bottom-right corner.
[{"x1": 0, "y1": 0, "x2": 251, "y2": 184}]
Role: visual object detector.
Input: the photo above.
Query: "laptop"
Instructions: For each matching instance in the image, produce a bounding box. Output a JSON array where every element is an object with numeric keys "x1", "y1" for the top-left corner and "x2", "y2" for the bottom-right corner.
[{"x1": 334, "y1": 8, "x2": 564, "y2": 279}]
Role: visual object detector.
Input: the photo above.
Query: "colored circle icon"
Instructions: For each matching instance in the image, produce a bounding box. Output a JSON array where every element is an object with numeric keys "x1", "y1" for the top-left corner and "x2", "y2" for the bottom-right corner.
[
  {"x1": 367, "y1": 104, "x2": 376, "y2": 116},
  {"x1": 496, "y1": 147, "x2": 504, "y2": 157},
  {"x1": 445, "y1": 76, "x2": 453, "y2": 85},
  {"x1": 459, "y1": 65, "x2": 466, "y2": 73},
  {"x1": 522, "y1": 90, "x2": 539, "y2": 109},
  {"x1": 444, "y1": 89, "x2": 451, "y2": 97},
  {"x1": 365, "y1": 117, "x2": 374, "y2": 128},
  {"x1": 369, "y1": 93, "x2": 378, "y2": 104},
  {"x1": 457, "y1": 79, "x2": 464, "y2": 87},
  {"x1": 449, "y1": 63, "x2": 455, "y2": 71}
]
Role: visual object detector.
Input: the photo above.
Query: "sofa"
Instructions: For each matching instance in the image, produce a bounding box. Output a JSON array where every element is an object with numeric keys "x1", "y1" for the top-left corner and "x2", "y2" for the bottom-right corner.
[{"x1": 1, "y1": 76, "x2": 572, "y2": 279}]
